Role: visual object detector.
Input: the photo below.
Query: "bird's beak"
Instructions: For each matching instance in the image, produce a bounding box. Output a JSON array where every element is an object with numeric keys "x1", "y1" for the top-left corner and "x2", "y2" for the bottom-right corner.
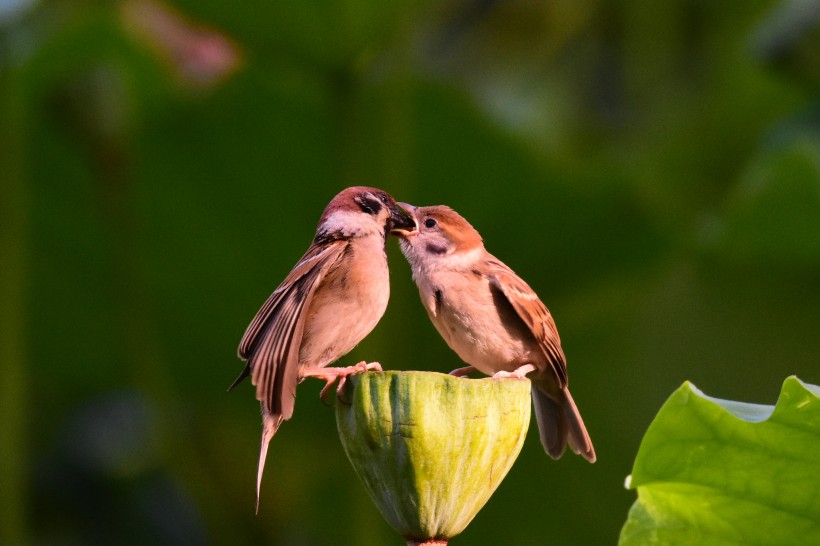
[{"x1": 389, "y1": 202, "x2": 417, "y2": 236}]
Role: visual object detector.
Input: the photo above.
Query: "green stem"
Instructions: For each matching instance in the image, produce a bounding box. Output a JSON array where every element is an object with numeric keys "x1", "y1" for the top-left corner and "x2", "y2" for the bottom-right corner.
[{"x1": 0, "y1": 67, "x2": 30, "y2": 545}]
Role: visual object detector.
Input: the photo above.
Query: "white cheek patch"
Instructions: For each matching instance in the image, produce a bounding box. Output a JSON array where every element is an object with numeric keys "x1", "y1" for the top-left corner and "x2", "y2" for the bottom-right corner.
[
  {"x1": 322, "y1": 210, "x2": 381, "y2": 237},
  {"x1": 404, "y1": 237, "x2": 483, "y2": 272},
  {"x1": 442, "y1": 245, "x2": 483, "y2": 268}
]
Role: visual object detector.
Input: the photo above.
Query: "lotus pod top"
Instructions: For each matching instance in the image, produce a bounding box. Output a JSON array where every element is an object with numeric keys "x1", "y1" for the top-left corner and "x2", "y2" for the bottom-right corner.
[{"x1": 336, "y1": 371, "x2": 532, "y2": 544}]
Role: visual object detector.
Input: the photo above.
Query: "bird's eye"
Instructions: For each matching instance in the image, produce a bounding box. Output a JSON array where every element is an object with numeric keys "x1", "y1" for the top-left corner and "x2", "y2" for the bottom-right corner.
[{"x1": 424, "y1": 218, "x2": 437, "y2": 228}]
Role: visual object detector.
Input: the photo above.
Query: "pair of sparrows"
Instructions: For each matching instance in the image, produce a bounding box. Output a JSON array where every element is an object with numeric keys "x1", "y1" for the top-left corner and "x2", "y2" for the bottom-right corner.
[{"x1": 234, "y1": 187, "x2": 596, "y2": 510}]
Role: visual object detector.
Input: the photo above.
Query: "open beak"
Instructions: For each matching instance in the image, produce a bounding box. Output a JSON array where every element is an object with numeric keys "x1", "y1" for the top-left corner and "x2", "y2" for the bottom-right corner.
[{"x1": 389, "y1": 202, "x2": 417, "y2": 236}]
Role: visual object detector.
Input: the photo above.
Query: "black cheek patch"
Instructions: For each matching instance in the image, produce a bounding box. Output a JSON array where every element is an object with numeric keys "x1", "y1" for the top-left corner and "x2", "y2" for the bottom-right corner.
[{"x1": 425, "y1": 242, "x2": 447, "y2": 255}]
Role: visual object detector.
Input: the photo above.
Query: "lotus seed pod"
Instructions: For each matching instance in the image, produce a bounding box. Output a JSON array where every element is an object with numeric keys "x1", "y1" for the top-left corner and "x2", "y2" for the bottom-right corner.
[{"x1": 336, "y1": 371, "x2": 531, "y2": 545}]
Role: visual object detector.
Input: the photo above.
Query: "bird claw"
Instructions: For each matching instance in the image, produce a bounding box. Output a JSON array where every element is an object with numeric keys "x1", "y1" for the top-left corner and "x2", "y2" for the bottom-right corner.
[
  {"x1": 360, "y1": 361, "x2": 383, "y2": 373},
  {"x1": 319, "y1": 379, "x2": 337, "y2": 406},
  {"x1": 492, "y1": 363, "x2": 536, "y2": 380},
  {"x1": 305, "y1": 362, "x2": 383, "y2": 405}
]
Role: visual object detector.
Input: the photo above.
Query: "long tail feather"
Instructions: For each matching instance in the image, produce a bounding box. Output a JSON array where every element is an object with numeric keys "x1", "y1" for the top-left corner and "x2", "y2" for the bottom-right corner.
[{"x1": 256, "y1": 409, "x2": 283, "y2": 513}]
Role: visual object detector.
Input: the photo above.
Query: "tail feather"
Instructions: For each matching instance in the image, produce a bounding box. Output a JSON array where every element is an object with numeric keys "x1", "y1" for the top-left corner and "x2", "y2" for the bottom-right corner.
[
  {"x1": 532, "y1": 385, "x2": 596, "y2": 463},
  {"x1": 227, "y1": 363, "x2": 251, "y2": 391},
  {"x1": 561, "y1": 387, "x2": 595, "y2": 462},
  {"x1": 256, "y1": 409, "x2": 283, "y2": 513},
  {"x1": 532, "y1": 385, "x2": 566, "y2": 458}
]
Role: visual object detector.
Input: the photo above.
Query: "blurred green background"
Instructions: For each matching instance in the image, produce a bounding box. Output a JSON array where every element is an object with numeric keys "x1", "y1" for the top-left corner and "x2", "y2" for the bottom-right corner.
[{"x1": 2, "y1": 0, "x2": 820, "y2": 544}]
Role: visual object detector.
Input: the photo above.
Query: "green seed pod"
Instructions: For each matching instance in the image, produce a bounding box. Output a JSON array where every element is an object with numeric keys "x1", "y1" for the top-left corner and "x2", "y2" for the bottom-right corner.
[{"x1": 336, "y1": 371, "x2": 531, "y2": 545}]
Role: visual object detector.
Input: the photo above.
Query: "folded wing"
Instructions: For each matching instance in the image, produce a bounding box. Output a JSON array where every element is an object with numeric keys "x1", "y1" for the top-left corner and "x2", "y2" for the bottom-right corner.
[{"x1": 236, "y1": 239, "x2": 347, "y2": 420}]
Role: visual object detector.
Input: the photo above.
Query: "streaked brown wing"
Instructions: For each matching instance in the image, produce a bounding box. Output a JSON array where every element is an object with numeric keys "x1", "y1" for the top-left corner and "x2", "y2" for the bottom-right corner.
[
  {"x1": 236, "y1": 239, "x2": 347, "y2": 419},
  {"x1": 487, "y1": 261, "x2": 568, "y2": 388}
]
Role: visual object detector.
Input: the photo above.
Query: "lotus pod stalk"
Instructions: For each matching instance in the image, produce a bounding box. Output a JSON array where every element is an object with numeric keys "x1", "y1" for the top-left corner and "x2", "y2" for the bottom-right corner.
[{"x1": 336, "y1": 370, "x2": 531, "y2": 545}]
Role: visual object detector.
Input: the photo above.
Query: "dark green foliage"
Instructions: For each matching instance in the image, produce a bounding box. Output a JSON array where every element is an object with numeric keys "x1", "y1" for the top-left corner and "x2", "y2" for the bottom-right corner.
[{"x1": 1, "y1": 1, "x2": 819, "y2": 544}]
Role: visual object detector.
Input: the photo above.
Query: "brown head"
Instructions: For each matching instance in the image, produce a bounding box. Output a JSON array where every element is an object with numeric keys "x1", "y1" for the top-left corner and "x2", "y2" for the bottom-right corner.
[
  {"x1": 316, "y1": 187, "x2": 415, "y2": 240},
  {"x1": 396, "y1": 204, "x2": 484, "y2": 269}
]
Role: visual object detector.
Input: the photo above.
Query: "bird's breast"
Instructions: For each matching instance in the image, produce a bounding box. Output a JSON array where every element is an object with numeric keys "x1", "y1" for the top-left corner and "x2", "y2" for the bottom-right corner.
[
  {"x1": 299, "y1": 242, "x2": 390, "y2": 368},
  {"x1": 424, "y1": 273, "x2": 540, "y2": 376}
]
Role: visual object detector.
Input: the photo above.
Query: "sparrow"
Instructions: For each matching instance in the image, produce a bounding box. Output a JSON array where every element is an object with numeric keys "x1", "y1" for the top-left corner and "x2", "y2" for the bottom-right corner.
[
  {"x1": 232, "y1": 187, "x2": 416, "y2": 510},
  {"x1": 393, "y1": 204, "x2": 595, "y2": 463}
]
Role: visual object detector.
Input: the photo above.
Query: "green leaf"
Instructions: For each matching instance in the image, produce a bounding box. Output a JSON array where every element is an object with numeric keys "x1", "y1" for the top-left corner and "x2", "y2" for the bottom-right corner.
[{"x1": 620, "y1": 376, "x2": 820, "y2": 546}]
